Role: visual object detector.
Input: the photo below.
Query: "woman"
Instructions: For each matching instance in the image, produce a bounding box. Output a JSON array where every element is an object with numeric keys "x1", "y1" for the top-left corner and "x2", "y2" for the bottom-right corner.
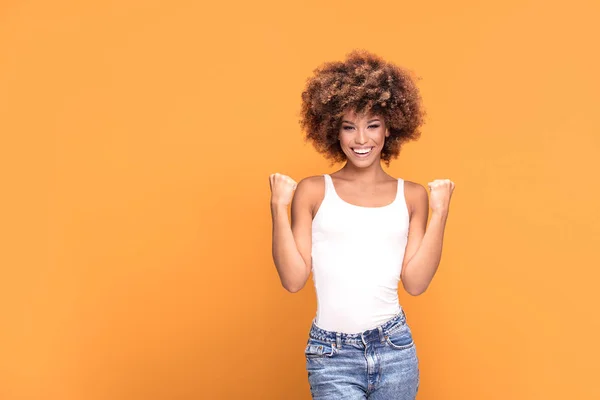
[{"x1": 269, "y1": 49, "x2": 455, "y2": 399}]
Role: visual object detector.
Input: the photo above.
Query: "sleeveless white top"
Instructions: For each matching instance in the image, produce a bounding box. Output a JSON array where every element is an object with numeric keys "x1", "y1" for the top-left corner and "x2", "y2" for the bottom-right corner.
[{"x1": 311, "y1": 174, "x2": 410, "y2": 333}]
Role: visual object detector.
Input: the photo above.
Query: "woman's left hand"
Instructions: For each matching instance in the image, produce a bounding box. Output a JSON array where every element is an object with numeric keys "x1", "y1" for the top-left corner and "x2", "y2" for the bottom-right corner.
[{"x1": 427, "y1": 179, "x2": 455, "y2": 214}]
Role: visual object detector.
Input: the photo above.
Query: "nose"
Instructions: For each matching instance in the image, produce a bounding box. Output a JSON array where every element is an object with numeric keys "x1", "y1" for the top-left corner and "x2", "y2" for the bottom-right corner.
[{"x1": 354, "y1": 128, "x2": 368, "y2": 145}]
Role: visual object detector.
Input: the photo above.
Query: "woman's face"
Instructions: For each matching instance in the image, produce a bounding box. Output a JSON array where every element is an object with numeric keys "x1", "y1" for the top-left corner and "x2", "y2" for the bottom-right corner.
[{"x1": 338, "y1": 109, "x2": 389, "y2": 166}]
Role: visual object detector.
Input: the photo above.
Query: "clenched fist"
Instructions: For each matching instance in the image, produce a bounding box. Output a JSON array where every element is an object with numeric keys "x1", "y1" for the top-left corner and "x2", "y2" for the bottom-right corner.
[
  {"x1": 427, "y1": 179, "x2": 455, "y2": 214},
  {"x1": 269, "y1": 173, "x2": 298, "y2": 207}
]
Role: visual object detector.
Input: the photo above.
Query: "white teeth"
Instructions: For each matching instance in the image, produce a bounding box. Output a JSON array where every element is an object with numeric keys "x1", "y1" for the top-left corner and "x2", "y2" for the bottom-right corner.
[{"x1": 353, "y1": 148, "x2": 372, "y2": 154}]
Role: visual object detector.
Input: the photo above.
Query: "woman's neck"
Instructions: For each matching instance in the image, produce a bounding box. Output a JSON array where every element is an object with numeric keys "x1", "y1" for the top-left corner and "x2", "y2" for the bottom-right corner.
[{"x1": 336, "y1": 161, "x2": 389, "y2": 183}]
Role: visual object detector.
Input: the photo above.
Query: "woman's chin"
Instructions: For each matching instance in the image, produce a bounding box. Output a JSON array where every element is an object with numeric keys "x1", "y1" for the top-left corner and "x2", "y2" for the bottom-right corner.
[{"x1": 345, "y1": 156, "x2": 381, "y2": 168}]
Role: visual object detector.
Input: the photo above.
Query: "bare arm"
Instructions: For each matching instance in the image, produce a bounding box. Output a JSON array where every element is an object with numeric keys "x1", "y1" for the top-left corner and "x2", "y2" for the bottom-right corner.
[
  {"x1": 270, "y1": 176, "x2": 313, "y2": 293},
  {"x1": 400, "y1": 182, "x2": 451, "y2": 296}
]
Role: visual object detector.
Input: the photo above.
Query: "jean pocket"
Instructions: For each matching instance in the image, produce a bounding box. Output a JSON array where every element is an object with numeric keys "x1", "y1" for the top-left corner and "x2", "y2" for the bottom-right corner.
[
  {"x1": 384, "y1": 324, "x2": 415, "y2": 350},
  {"x1": 304, "y1": 338, "x2": 337, "y2": 358}
]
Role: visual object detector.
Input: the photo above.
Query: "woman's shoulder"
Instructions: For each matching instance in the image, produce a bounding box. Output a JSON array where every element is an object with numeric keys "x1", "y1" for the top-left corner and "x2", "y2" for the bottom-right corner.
[
  {"x1": 296, "y1": 174, "x2": 326, "y2": 194},
  {"x1": 293, "y1": 175, "x2": 327, "y2": 217},
  {"x1": 402, "y1": 179, "x2": 426, "y2": 192},
  {"x1": 298, "y1": 174, "x2": 327, "y2": 183},
  {"x1": 399, "y1": 179, "x2": 428, "y2": 215}
]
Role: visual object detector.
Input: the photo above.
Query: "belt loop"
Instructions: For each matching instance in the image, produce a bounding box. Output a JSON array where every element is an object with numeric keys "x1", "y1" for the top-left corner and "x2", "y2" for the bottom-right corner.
[
  {"x1": 336, "y1": 332, "x2": 342, "y2": 349},
  {"x1": 378, "y1": 326, "x2": 385, "y2": 343}
]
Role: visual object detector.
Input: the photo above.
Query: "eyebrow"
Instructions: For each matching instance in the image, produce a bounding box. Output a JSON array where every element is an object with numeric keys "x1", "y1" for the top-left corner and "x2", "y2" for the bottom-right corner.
[{"x1": 342, "y1": 119, "x2": 381, "y2": 125}]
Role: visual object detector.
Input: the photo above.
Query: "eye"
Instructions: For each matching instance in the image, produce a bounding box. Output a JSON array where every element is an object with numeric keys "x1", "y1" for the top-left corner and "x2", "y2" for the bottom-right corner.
[
  {"x1": 343, "y1": 126, "x2": 354, "y2": 130},
  {"x1": 368, "y1": 124, "x2": 380, "y2": 129}
]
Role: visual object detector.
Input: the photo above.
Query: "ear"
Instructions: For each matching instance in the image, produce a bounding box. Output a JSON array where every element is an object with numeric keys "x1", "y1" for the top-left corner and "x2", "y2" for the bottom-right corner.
[{"x1": 385, "y1": 128, "x2": 390, "y2": 138}]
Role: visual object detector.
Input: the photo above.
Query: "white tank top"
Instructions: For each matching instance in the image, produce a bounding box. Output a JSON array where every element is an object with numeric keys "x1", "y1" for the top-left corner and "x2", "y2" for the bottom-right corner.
[{"x1": 311, "y1": 174, "x2": 410, "y2": 333}]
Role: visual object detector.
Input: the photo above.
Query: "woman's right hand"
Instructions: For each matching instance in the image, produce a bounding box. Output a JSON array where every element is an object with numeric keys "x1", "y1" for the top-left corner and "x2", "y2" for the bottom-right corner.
[{"x1": 269, "y1": 173, "x2": 298, "y2": 207}]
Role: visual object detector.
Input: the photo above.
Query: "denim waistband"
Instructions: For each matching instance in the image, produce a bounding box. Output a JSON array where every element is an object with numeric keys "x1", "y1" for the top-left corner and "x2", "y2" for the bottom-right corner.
[{"x1": 309, "y1": 308, "x2": 407, "y2": 345}]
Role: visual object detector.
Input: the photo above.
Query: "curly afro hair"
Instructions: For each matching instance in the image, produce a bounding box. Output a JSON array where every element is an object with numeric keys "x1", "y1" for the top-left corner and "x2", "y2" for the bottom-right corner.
[{"x1": 299, "y1": 49, "x2": 426, "y2": 166}]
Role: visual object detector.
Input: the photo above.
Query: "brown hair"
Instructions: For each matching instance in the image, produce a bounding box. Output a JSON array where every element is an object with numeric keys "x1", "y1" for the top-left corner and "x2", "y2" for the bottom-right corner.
[{"x1": 299, "y1": 49, "x2": 426, "y2": 166}]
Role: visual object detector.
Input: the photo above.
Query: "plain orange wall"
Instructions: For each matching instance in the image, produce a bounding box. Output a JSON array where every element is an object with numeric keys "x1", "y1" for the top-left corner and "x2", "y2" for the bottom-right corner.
[{"x1": 1, "y1": 0, "x2": 599, "y2": 399}]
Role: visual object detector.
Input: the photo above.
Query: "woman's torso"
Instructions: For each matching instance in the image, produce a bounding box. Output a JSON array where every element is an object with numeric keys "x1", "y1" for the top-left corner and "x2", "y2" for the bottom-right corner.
[{"x1": 310, "y1": 173, "x2": 411, "y2": 333}]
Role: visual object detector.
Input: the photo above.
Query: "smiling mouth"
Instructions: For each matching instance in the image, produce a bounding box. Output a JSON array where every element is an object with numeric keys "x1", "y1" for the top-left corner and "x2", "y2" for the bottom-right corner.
[{"x1": 352, "y1": 147, "x2": 374, "y2": 155}]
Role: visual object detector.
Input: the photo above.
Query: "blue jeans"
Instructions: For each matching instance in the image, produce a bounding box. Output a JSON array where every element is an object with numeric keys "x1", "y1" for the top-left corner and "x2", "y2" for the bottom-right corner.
[{"x1": 304, "y1": 309, "x2": 420, "y2": 399}]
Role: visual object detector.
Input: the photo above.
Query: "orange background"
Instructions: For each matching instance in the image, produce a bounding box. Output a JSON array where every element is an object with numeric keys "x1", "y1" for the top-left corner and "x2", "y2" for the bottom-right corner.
[{"x1": 1, "y1": 0, "x2": 599, "y2": 399}]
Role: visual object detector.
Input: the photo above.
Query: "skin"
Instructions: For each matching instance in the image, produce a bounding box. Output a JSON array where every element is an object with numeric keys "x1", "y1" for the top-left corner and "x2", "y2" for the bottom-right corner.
[{"x1": 270, "y1": 109, "x2": 454, "y2": 295}]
